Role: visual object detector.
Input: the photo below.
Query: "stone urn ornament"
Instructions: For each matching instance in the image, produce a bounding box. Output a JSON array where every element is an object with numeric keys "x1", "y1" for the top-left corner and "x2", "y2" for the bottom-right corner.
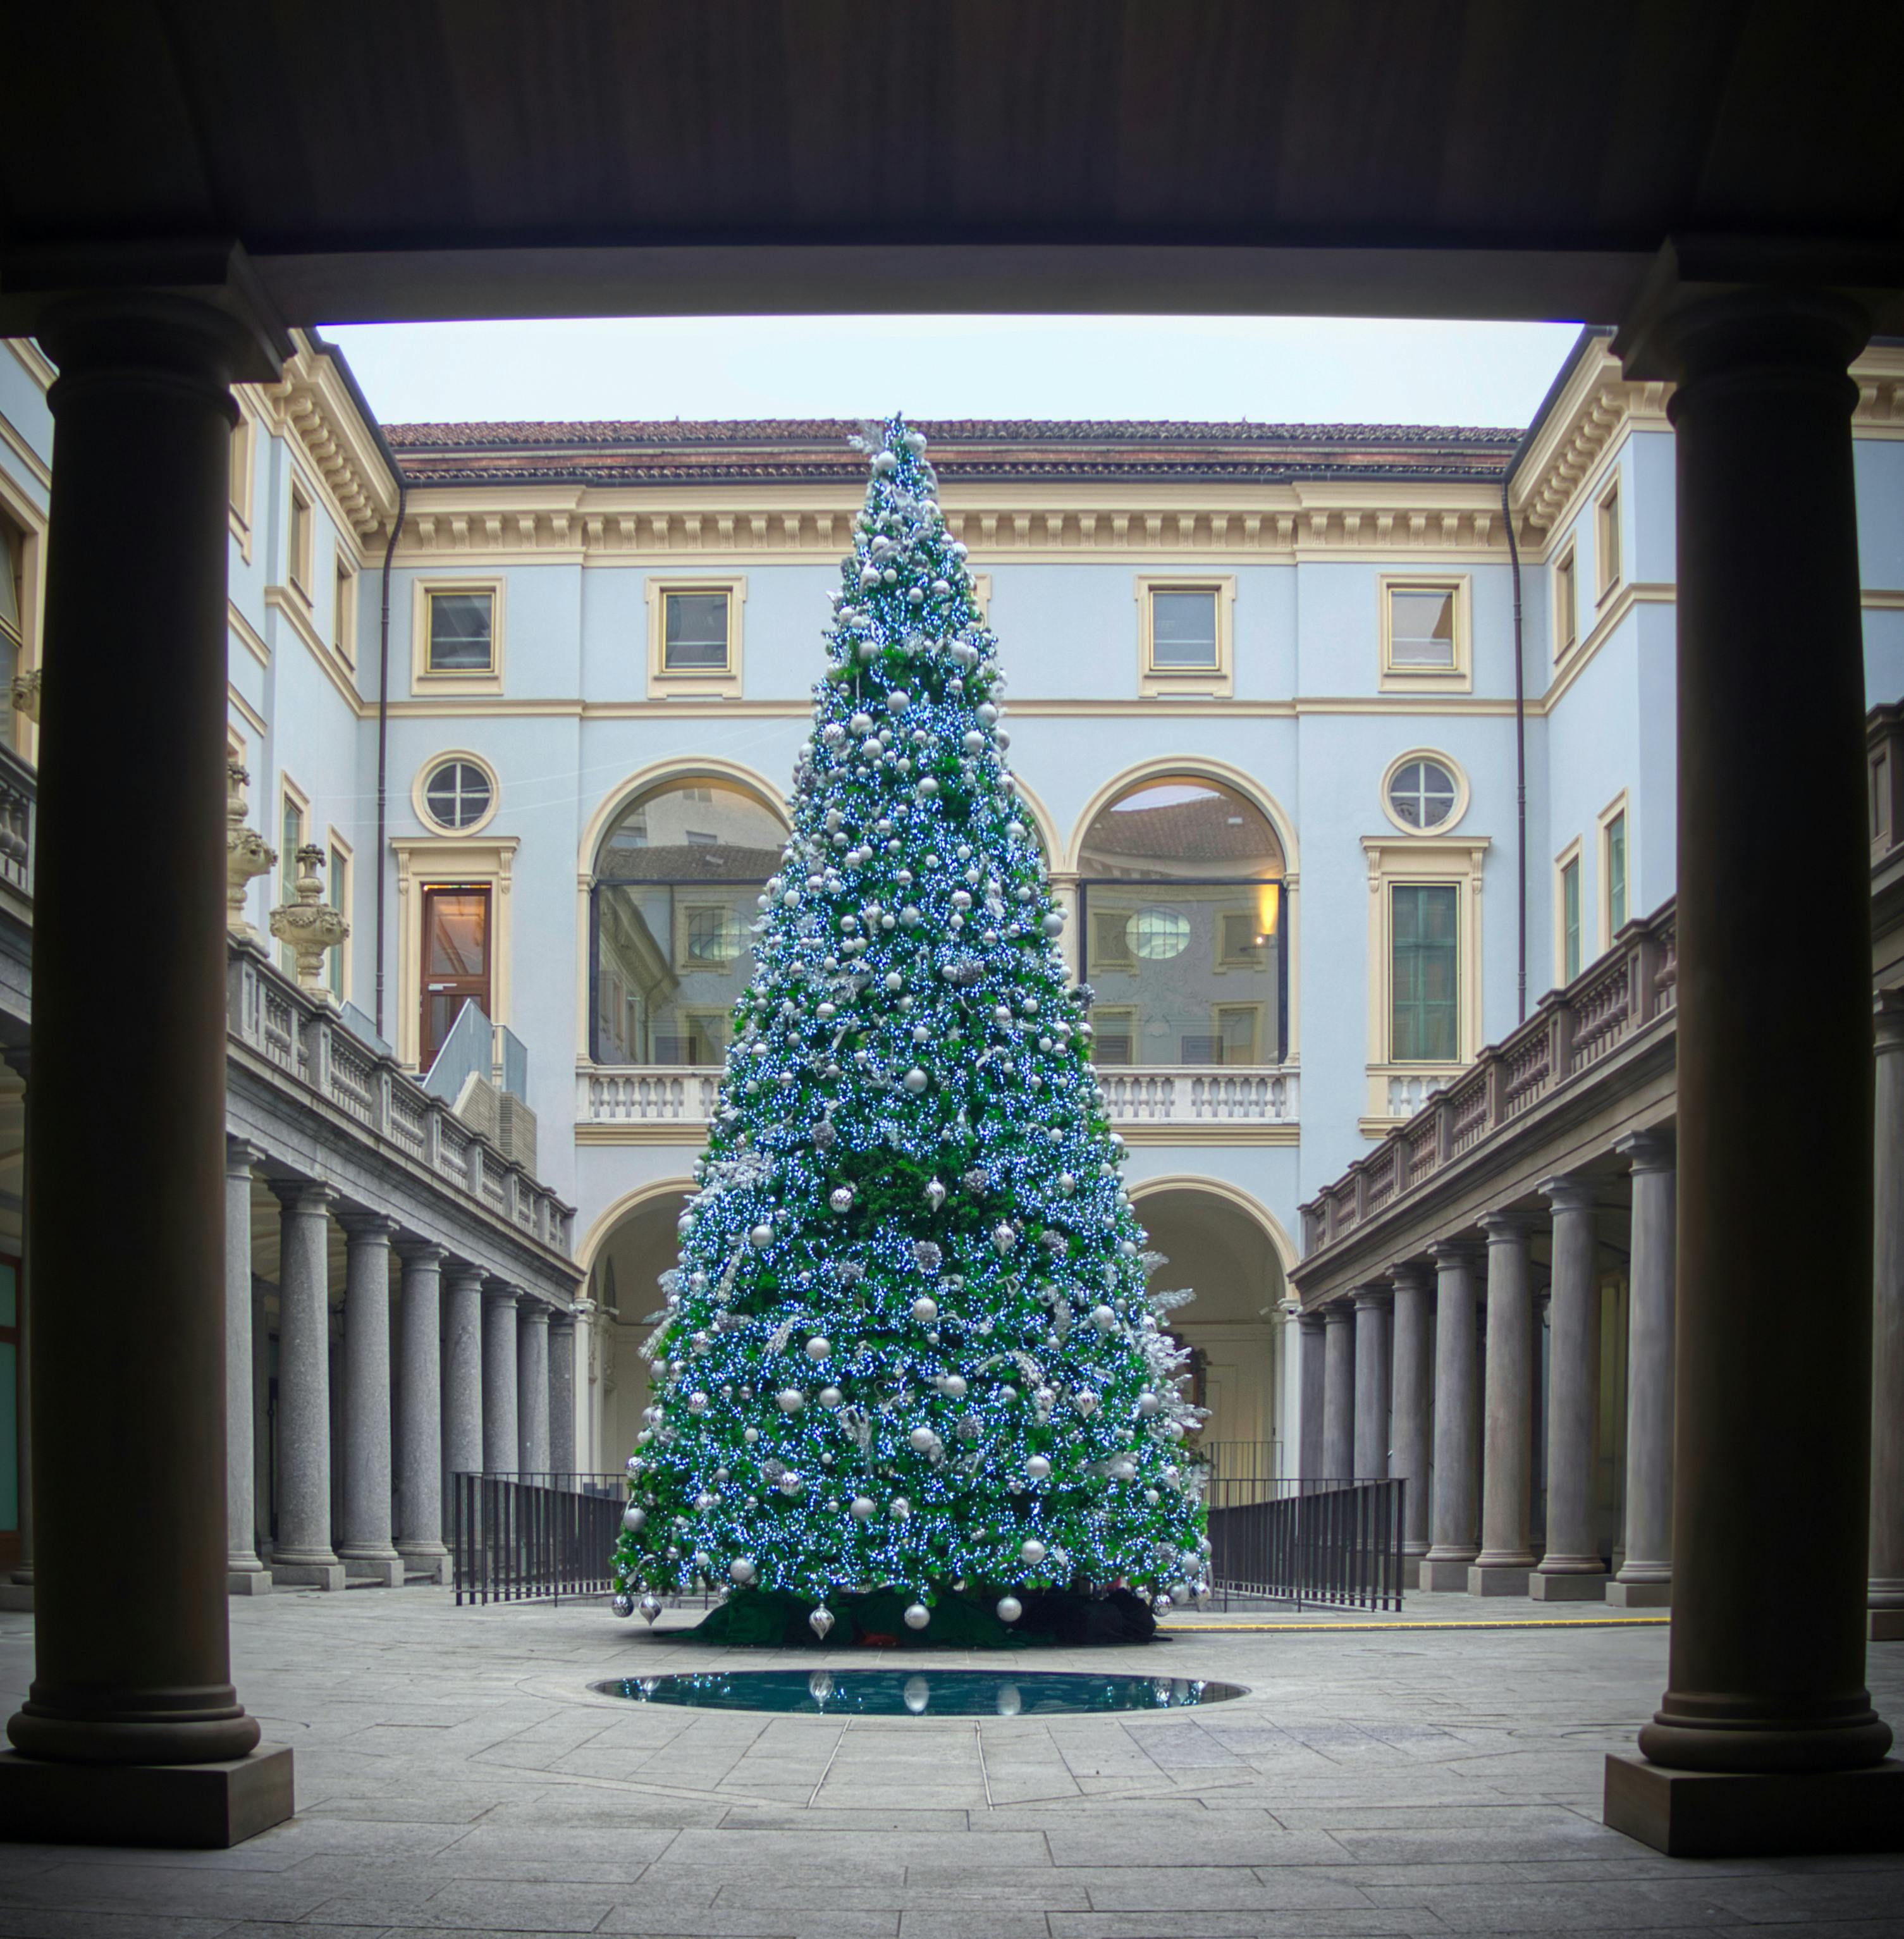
[
  {"x1": 269, "y1": 842, "x2": 347, "y2": 1001},
  {"x1": 226, "y1": 760, "x2": 277, "y2": 940}
]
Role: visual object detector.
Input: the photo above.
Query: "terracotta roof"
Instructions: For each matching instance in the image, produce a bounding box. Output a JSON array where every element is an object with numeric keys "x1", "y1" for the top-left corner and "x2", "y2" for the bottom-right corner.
[
  {"x1": 1081, "y1": 792, "x2": 1285, "y2": 869},
  {"x1": 383, "y1": 418, "x2": 1521, "y2": 489}
]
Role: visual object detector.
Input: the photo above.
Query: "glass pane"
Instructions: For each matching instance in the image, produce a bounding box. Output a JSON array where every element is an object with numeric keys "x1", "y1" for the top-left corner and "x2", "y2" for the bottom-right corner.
[
  {"x1": 429, "y1": 592, "x2": 494, "y2": 671},
  {"x1": 1085, "y1": 883, "x2": 1281, "y2": 1066},
  {"x1": 598, "y1": 883, "x2": 758, "y2": 1066},
  {"x1": 663, "y1": 592, "x2": 730, "y2": 670},
  {"x1": 1607, "y1": 815, "x2": 1627, "y2": 930},
  {"x1": 1563, "y1": 861, "x2": 1581, "y2": 982},
  {"x1": 1391, "y1": 883, "x2": 1458, "y2": 1062},
  {"x1": 1150, "y1": 590, "x2": 1218, "y2": 668},
  {"x1": 425, "y1": 760, "x2": 491, "y2": 831},
  {"x1": 425, "y1": 892, "x2": 488, "y2": 978},
  {"x1": 1390, "y1": 588, "x2": 1456, "y2": 667},
  {"x1": 0, "y1": 523, "x2": 19, "y2": 634},
  {"x1": 1079, "y1": 778, "x2": 1282, "y2": 877},
  {"x1": 598, "y1": 780, "x2": 786, "y2": 880},
  {"x1": 1389, "y1": 760, "x2": 1456, "y2": 830},
  {"x1": 328, "y1": 854, "x2": 348, "y2": 996}
]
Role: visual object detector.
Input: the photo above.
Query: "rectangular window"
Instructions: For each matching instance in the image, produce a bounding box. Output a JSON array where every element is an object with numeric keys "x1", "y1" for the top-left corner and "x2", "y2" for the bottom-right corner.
[
  {"x1": 680, "y1": 903, "x2": 742, "y2": 968},
  {"x1": 1597, "y1": 478, "x2": 1621, "y2": 597},
  {"x1": 1090, "y1": 909, "x2": 1134, "y2": 970},
  {"x1": 279, "y1": 791, "x2": 307, "y2": 977},
  {"x1": 1389, "y1": 586, "x2": 1456, "y2": 668},
  {"x1": 420, "y1": 885, "x2": 492, "y2": 1069},
  {"x1": 1561, "y1": 854, "x2": 1582, "y2": 983},
  {"x1": 0, "y1": 517, "x2": 21, "y2": 753},
  {"x1": 1213, "y1": 1004, "x2": 1260, "y2": 1063},
  {"x1": 1872, "y1": 747, "x2": 1893, "y2": 847},
  {"x1": 1148, "y1": 588, "x2": 1219, "y2": 669},
  {"x1": 663, "y1": 590, "x2": 731, "y2": 672},
  {"x1": 1217, "y1": 909, "x2": 1265, "y2": 970},
  {"x1": 328, "y1": 846, "x2": 350, "y2": 1000},
  {"x1": 428, "y1": 591, "x2": 494, "y2": 673},
  {"x1": 333, "y1": 554, "x2": 356, "y2": 666},
  {"x1": 228, "y1": 418, "x2": 250, "y2": 515},
  {"x1": 1391, "y1": 883, "x2": 1459, "y2": 1063},
  {"x1": 1605, "y1": 812, "x2": 1627, "y2": 934},
  {"x1": 1554, "y1": 545, "x2": 1577, "y2": 656},
  {"x1": 288, "y1": 483, "x2": 312, "y2": 594},
  {"x1": 1091, "y1": 1007, "x2": 1138, "y2": 1066}
]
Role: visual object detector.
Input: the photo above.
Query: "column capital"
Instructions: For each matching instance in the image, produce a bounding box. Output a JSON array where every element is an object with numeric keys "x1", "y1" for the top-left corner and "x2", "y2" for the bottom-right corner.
[
  {"x1": 337, "y1": 1211, "x2": 398, "y2": 1243},
  {"x1": 269, "y1": 1176, "x2": 337, "y2": 1214},
  {"x1": 1613, "y1": 255, "x2": 1870, "y2": 386},
  {"x1": 224, "y1": 1136, "x2": 267, "y2": 1178},
  {"x1": 443, "y1": 1259, "x2": 488, "y2": 1290},
  {"x1": 1296, "y1": 1308, "x2": 1327, "y2": 1335},
  {"x1": 1322, "y1": 1300, "x2": 1355, "y2": 1327},
  {"x1": 518, "y1": 1298, "x2": 553, "y2": 1329},
  {"x1": 1478, "y1": 1207, "x2": 1541, "y2": 1238},
  {"x1": 394, "y1": 1238, "x2": 448, "y2": 1267},
  {"x1": 1615, "y1": 1128, "x2": 1677, "y2": 1174},
  {"x1": 1351, "y1": 1284, "x2": 1391, "y2": 1313},
  {"x1": 1389, "y1": 1258, "x2": 1435, "y2": 1295},
  {"x1": 1428, "y1": 1236, "x2": 1487, "y2": 1267},
  {"x1": 1539, "y1": 1173, "x2": 1599, "y2": 1214},
  {"x1": 482, "y1": 1276, "x2": 523, "y2": 1308},
  {"x1": 1877, "y1": 988, "x2": 1904, "y2": 1054},
  {"x1": 549, "y1": 1308, "x2": 580, "y2": 1335}
]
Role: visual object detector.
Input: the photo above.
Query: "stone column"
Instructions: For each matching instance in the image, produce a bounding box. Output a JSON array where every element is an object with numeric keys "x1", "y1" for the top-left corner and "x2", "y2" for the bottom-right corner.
[
  {"x1": 1296, "y1": 1312, "x2": 1326, "y2": 1482},
  {"x1": 518, "y1": 1300, "x2": 552, "y2": 1475},
  {"x1": 267, "y1": 1181, "x2": 344, "y2": 1590},
  {"x1": 1611, "y1": 1133, "x2": 1676, "y2": 1608},
  {"x1": 1320, "y1": 1303, "x2": 1355, "y2": 1480},
  {"x1": 1871, "y1": 995, "x2": 1904, "y2": 1640},
  {"x1": 1353, "y1": 1287, "x2": 1391, "y2": 1480},
  {"x1": 1389, "y1": 1260, "x2": 1434, "y2": 1582},
  {"x1": 394, "y1": 1242, "x2": 448, "y2": 1582},
  {"x1": 336, "y1": 1215, "x2": 402, "y2": 1587},
  {"x1": 441, "y1": 1264, "x2": 486, "y2": 1539},
  {"x1": 224, "y1": 1142, "x2": 269, "y2": 1594},
  {"x1": 1472, "y1": 1210, "x2": 1539, "y2": 1596},
  {"x1": 1, "y1": 1043, "x2": 31, "y2": 1600},
  {"x1": 1422, "y1": 1240, "x2": 1483, "y2": 1589},
  {"x1": 482, "y1": 1279, "x2": 521, "y2": 1475},
  {"x1": 1534, "y1": 1175, "x2": 1606, "y2": 1599},
  {"x1": 1602, "y1": 290, "x2": 1897, "y2": 1854},
  {"x1": 549, "y1": 1310, "x2": 578, "y2": 1479},
  {"x1": 2, "y1": 291, "x2": 284, "y2": 1813}
]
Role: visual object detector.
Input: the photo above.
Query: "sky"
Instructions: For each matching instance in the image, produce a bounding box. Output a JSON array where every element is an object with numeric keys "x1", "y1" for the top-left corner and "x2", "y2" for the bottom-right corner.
[{"x1": 320, "y1": 316, "x2": 1584, "y2": 431}]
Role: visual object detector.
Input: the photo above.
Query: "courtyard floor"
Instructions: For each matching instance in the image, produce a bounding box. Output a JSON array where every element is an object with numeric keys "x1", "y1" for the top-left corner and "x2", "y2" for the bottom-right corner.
[{"x1": 0, "y1": 1591, "x2": 1900, "y2": 1938}]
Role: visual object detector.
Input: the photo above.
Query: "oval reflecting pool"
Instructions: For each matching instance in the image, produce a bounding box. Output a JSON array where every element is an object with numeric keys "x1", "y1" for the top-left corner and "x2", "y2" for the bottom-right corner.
[{"x1": 588, "y1": 1669, "x2": 1247, "y2": 1716}]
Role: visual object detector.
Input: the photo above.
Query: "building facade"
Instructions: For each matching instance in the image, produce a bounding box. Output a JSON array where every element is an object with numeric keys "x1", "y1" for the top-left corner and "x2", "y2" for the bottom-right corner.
[{"x1": 1, "y1": 326, "x2": 1902, "y2": 1585}]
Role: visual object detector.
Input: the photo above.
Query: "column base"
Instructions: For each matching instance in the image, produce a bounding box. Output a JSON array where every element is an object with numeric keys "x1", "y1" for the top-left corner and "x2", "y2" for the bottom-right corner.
[
  {"x1": 0, "y1": 1744, "x2": 293, "y2": 1849},
  {"x1": 1466, "y1": 1565, "x2": 1531, "y2": 1597},
  {"x1": 1605, "y1": 1753, "x2": 1904, "y2": 1857},
  {"x1": 1530, "y1": 1570, "x2": 1607, "y2": 1601},
  {"x1": 1871, "y1": 1609, "x2": 1904, "y2": 1642},
  {"x1": 1399, "y1": 1553, "x2": 1425, "y2": 1591},
  {"x1": 1608, "y1": 1577, "x2": 1673, "y2": 1609},
  {"x1": 271, "y1": 1562, "x2": 346, "y2": 1591},
  {"x1": 1419, "y1": 1555, "x2": 1478, "y2": 1592},
  {"x1": 226, "y1": 1568, "x2": 273, "y2": 1597},
  {"x1": 341, "y1": 1556, "x2": 406, "y2": 1588},
  {"x1": 397, "y1": 1543, "x2": 451, "y2": 1585}
]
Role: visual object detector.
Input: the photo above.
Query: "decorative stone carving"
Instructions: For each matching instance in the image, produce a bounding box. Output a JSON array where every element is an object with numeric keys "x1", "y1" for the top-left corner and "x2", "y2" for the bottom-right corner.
[
  {"x1": 226, "y1": 761, "x2": 278, "y2": 940},
  {"x1": 269, "y1": 842, "x2": 347, "y2": 1001},
  {"x1": 10, "y1": 668, "x2": 42, "y2": 723}
]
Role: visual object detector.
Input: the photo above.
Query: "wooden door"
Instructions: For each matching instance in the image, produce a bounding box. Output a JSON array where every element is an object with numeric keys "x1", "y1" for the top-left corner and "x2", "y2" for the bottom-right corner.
[{"x1": 421, "y1": 885, "x2": 492, "y2": 1069}]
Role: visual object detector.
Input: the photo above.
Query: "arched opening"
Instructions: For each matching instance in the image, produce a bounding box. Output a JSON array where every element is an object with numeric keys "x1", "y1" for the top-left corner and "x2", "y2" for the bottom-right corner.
[
  {"x1": 1078, "y1": 774, "x2": 1287, "y2": 1069},
  {"x1": 590, "y1": 777, "x2": 788, "y2": 1066},
  {"x1": 1133, "y1": 1183, "x2": 1288, "y2": 1466},
  {"x1": 580, "y1": 1183, "x2": 692, "y2": 1470}
]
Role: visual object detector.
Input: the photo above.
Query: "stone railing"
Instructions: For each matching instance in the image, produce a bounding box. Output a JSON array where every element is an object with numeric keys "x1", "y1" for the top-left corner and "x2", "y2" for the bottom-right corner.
[
  {"x1": 577, "y1": 1061, "x2": 1296, "y2": 1132},
  {"x1": 228, "y1": 937, "x2": 575, "y2": 1254},
  {"x1": 1301, "y1": 901, "x2": 1677, "y2": 1255},
  {"x1": 0, "y1": 741, "x2": 34, "y2": 901}
]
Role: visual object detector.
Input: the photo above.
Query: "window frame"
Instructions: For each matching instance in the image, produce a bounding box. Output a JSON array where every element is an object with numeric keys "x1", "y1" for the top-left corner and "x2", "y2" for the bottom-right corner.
[
  {"x1": 392, "y1": 835, "x2": 519, "y2": 1071},
  {"x1": 286, "y1": 478, "x2": 314, "y2": 599},
  {"x1": 1088, "y1": 1005, "x2": 1139, "y2": 1068},
  {"x1": 646, "y1": 574, "x2": 746, "y2": 698},
  {"x1": 675, "y1": 899, "x2": 747, "y2": 973},
  {"x1": 1210, "y1": 1001, "x2": 1264, "y2": 1065},
  {"x1": 332, "y1": 549, "x2": 357, "y2": 668},
  {"x1": 1552, "y1": 541, "x2": 1578, "y2": 659},
  {"x1": 228, "y1": 406, "x2": 256, "y2": 558},
  {"x1": 1378, "y1": 573, "x2": 1471, "y2": 694},
  {"x1": 414, "y1": 750, "x2": 500, "y2": 837},
  {"x1": 1379, "y1": 747, "x2": 1470, "y2": 836},
  {"x1": 1135, "y1": 574, "x2": 1234, "y2": 698},
  {"x1": 326, "y1": 830, "x2": 353, "y2": 1004},
  {"x1": 1388, "y1": 880, "x2": 1463, "y2": 1065},
  {"x1": 1595, "y1": 475, "x2": 1623, "y2": 603},
  {"x1": 411, "y1": 576, "x2": 506, "y2": 694},
  {"x1": 1598, "y1": 792, "x2": 1631, "y2": 946},
  {"x1": 1555, "y1": 836, "x2": 1584, "y2": 985}
]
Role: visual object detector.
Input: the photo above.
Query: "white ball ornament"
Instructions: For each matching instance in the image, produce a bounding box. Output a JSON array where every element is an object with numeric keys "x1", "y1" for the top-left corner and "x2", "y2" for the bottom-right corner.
[
  {"x1": 942, "y1": 1374, "x2": 967, "y2": 1399},
  {"x1": 1091, "y1": 1304, "x2": 1117, "y2": 1333},
  {"x1": 886, "y1": 689, "x2": 910, "y2": 711},
  {"x1": 996, "y1": 1595, "x2": 1023, "y2": 1625},
  {"x1": 911, "y1": 1295, "x2": 938, "y2": 1323},
  {"x1": 904, "y1": 1602, "x2": 931, "y2": 1631},
  {"x1": 749, "y1": 1223, "x2": 774, "y2": 1248},
  {"x1": 777, "y1": 1388, "x2": 806, "y2": 1413},
  {"x1": 1026, "y1": 1455, "x2": 1052, "y2": 1480},
  {"x1": 743, "y1": 1425, "x2": 759, "y2": 1443},
  {"x1": 904, "y1": 1068, "x2": 930, "y2": 1093},
  {"x1": 909, "y1": 1425, "x2": 938, "y2": 1453},
  {"x1": 1041, "y1": 913, "x2": 1066, "y2": 938},
  {"x1": 850, "y1": 1495, "x2": 876, "y2": 1520},
  {"x1": 806, "y1": 1336, "x2": 832, "y2": 1360},
  {"x1": 828, "y1": 1187, "x2": 854, "y2": 1214},
  {"x1": 1138, "y1": 1391, "x2": 1160, "y2": 1416},
  {"x1": 1021, "y1": 1539, "x2": 1047, "y2": 1565},
  {"x1": 730, "y1": 1558, "x2": 756, "y2": 1584},
  {"x1": 622, "y1": 1505, "x2": 647, "y2": 1531}
]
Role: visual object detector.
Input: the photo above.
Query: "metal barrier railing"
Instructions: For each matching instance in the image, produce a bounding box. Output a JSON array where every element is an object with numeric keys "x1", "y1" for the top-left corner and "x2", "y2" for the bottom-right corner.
[
  {"x1": 451, "y1": 1471, "x2": 625, "y2": 1607},
  {"x1": 1203, "y1": 1475, "x2": 1407, "y2": 1613}
]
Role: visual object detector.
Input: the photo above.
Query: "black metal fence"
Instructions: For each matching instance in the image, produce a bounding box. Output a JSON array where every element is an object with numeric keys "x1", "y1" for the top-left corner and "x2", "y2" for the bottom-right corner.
[
  {"x1": 451, "y1": 1471, "x2": 625, "y2": 1607},
  {"x1": 1198, "y1": 1444, "x2": 1406, "y2": 1612}
]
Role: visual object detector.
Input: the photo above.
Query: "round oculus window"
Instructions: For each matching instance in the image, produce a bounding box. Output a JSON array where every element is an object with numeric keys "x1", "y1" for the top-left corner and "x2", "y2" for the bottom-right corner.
[
  {"x1": 1129, "y1": 908, "x2": 1192, "y2": 960},
  {"x1": 423, "y1": 758, "x2": 493, "y2": 832},
  {"x1": 1387, "y1": 758, "x2": 1458, "y2": 830}
]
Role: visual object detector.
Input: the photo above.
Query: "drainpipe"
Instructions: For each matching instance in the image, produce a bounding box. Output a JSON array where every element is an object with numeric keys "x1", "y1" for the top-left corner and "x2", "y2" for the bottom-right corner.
[
  {"x1": 374, "y1": 475, "x2": 406, "y2": 1039},
  {"x1": 1503, "y1": 469, "x2": 1527, "y2": 1024}
]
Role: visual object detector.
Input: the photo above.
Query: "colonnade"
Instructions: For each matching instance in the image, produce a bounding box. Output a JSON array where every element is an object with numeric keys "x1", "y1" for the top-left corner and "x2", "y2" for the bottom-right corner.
[
  {"x1": 224, "y1": 1142, "x2": 578, "y2": 1593},
  {"x1": 1302, "y1": 1133, "x2": 1682, "y2": 1606}
]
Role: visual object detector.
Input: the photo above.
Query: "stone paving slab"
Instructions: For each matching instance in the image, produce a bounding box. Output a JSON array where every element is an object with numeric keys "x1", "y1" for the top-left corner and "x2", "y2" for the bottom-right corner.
[{"x1": 0, "y1": 1592, "x2": 1900, "y2": 1936}]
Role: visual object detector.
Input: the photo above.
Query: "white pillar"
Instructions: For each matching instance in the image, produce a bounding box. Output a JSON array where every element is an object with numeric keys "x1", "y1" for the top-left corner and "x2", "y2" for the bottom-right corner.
[
  {"x1": 224, "y1": 1142, "x2": 269, "y2": 1593},
  {"x1": 1612, "y1": 1133, "x2": 1676, "y2": 1608}
]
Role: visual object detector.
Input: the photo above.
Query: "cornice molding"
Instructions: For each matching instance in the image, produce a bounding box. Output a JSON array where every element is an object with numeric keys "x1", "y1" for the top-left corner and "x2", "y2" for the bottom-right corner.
[
  {"x1": 4, "y1": 340, "x2": 55, "y2": 393},
  {"x1": 248, "y1": 332, "x2": 400, "y2": 548}
]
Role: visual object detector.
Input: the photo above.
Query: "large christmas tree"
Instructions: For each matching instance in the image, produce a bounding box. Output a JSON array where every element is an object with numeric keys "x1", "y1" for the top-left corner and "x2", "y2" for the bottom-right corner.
[{"x1": 613, "y1": 416, "x2": 1209, "y2": 1643}]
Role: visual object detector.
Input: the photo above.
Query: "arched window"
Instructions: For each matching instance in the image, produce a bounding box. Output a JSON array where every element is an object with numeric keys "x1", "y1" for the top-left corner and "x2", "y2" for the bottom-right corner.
[
  {"x1": 591, "y1": 779, "x2": 788, "y2": 1066},
  {"x1": 1078, "y1": 776, "x2": 1286, "y2": 1067}
]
